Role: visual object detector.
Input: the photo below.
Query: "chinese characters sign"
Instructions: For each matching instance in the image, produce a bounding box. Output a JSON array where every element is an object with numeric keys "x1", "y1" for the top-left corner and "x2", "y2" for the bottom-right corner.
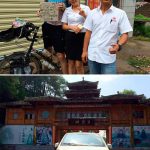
[{"x1": 68, "y1": 119, "x2": 95, "y2": 126}]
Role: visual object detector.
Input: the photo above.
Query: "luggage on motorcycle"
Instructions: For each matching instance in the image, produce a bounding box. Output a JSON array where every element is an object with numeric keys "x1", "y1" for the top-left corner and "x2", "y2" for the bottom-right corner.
[
  {"x1": 0, "y1": 18, "x2": 35, "y2": 42},
  {"x1": 0, "y1": 27, "x2": 16, "y2": 42}
]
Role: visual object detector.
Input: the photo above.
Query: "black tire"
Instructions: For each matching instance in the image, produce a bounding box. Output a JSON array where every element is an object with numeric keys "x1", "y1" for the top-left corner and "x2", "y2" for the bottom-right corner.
[{"x1": 0, "y1": 54, "x2": 42, "y2": 74}]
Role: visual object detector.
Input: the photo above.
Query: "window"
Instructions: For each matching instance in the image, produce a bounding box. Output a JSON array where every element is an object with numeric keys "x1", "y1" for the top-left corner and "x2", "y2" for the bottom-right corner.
[
  {"x1": 133, "y1": 111, "x2": 144, "y2": 119},
  {"x1": 63, "y1": 112, "x2": 67, "y2": 119},
  {"x1": 101, "y1": 111, "x2": 108, "y2": 118},
  {"x1": 56, "y1": 112, "x2": 67, "y2": 120},
  {"x1": 13, "y1": 112, "x2": 19, "y2": 119},
  {"x1": 87, "y1": 112, "x2": 91, "y2": 118},
  {"x1": 25, "y1": 112, "x2": 35, "y2": 120},
  {"x1": 79, "y1": 112, "x2": 84, "y2": 118},
  {"x1": 41, "y1": 111, "x2": 49, "y2": 119},
  {"x1": 67, "y1": 112, "x2": 71, "y2": 119},
  {"x1": 76, "y1": 113, "x2": 80, "y2": 118},
  {"x1": 93, "y1": 113, "x2": 97, "y2": 118},
  {"x1": 72, "y1": 113, "x2": 76, "y2": 118}
]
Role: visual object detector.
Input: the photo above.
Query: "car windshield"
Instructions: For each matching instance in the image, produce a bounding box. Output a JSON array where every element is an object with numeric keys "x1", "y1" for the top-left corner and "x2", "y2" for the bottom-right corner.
[{"x1": 60, "y1": 133, "x2": 106, "y2": 147}]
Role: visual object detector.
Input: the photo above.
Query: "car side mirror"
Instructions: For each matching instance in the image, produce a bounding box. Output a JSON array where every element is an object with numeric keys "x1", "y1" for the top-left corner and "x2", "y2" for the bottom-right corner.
[
  {"x1": 55, "y1": 142, "x2": 59, "y2": 149},
  {"x1": 107, "y1": 144, "x2": 112, "y2": 150}
]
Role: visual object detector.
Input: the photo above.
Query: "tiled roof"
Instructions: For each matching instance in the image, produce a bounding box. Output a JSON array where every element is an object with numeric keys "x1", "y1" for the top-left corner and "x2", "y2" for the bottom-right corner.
[
  {"x1": 101, "y1": 94, "x2": 143, "y2": 99},
  {"x1": 0, "y1": 94, "x2": 147, "y2": 107},
  {"x1": 62, "y1": 97, "x2": 102, "y2": 104},
  {"x1": 0, "y1": 101, "x2": 31, "y2": 107},
  {"x1": 65, "y1": 89, "x2": 100, "y2": 95},
  {"x1": 67, "y1": 80, "x2": 98, "y2": 86},
  {"x1": 100, "y1": 94, "x2": 144, "y2": 104},
  {"x1": 25, "y1": 96, "x2": 62, "y2": 102}
]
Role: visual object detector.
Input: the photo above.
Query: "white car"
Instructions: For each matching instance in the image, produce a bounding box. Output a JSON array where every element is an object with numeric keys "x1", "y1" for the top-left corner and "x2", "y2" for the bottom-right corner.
[{"x1": 55, "y1": 132, "x2": 112, "y2": 150}]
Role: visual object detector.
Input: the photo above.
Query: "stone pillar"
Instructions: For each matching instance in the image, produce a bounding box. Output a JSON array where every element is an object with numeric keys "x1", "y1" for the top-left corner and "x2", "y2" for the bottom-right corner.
[{"x1": 120, "y1": 0, "x2": 136, "y2": 37}]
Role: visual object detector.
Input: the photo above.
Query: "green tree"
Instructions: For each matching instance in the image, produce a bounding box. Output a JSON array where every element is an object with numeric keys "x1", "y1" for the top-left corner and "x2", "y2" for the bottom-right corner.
[
  {"x1": 119, "y1": 89, "x2": 137, "y2": 95},
  {"x1": 19, "y1": 76, "x2": 47, "y2": 97},
  {"x1": 19, "y1": 76, "x2": 67, "y2": 98},
  {"x1": 0, "y1": 76, "x2": 22, "y2": 102},
  {"x1": 46, "y1": 76, "x2": 67, "y2": 97},
  {"x1": 119, "y1": 89, "x2": 147, "y2": 99},
  {"x1": 0, "y1": 76, "x2": 67, "y2": 102}
]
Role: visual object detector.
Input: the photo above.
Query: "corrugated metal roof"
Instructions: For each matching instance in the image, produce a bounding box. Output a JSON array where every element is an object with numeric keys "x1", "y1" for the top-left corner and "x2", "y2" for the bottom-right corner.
[{"x1": 0, "y1": 0, "x2": 43, "y2": 55}]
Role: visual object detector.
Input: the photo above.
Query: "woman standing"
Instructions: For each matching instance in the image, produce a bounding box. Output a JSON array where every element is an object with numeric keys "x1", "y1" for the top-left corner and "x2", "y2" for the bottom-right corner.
[
  {"x1": 61, "y1": 0, "x2": 90, "y2": 74},
  {"x1": 38, "y1": 0, "x2": 69, "y2": 74}
]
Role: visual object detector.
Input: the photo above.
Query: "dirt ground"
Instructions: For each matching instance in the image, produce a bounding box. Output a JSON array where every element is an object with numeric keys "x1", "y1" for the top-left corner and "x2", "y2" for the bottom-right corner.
[
  {"x1": 0, "y1": 38, "x2": 149, "y2": 74},
  {"x1": 46, "y1": 38, "x2": 150, "y2": 74},
  {"x1": 117, "y1": 38, "x2": 150, "y2": 74}
]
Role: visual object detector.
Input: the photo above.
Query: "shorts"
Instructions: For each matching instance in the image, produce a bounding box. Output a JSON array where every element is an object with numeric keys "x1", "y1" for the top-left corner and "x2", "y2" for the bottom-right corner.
[
  {"x1": 65, "y1": 31, "x2": 85, "y2": 61},
  {"x1": 42, "y1": 22, "x2": 65, "y2": 53}
]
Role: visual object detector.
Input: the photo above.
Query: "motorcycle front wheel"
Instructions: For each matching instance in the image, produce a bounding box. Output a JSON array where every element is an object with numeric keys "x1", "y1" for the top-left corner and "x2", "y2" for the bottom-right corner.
[{"x1": 0, "y1": 54, "x2": 42, "y2": 74}]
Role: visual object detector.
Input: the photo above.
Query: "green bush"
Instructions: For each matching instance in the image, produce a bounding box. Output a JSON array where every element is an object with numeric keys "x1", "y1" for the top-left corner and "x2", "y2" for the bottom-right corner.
[
  {"x1": 144, "y1": 26, "x2": 150, "y2": 38},
  {"x1": 134, "y1": 22, "x2": 150, "y2": 37},
  {"x1": 134, "y1": 14, "x2": 150, "y2": 37},
  {"x1": 133, "y1": 22, "x2": 145, "y2": 36},
  {"x1": 134, "y1": 14, "x2": 150, "y2": 21}
]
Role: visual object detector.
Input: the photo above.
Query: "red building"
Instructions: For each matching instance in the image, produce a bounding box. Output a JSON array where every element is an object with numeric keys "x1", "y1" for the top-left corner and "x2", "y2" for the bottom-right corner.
[{"x1": 0, "y1": 79, "x2": 150, "y2": 148}]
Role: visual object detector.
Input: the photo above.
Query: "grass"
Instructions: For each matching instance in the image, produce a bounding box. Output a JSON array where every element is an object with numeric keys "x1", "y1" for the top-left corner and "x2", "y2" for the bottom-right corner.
[
  {"x1": 133, "y1": 36, "x2": 150, "y2": 42},
  {"x1": 128, "y1": 56, "x2": 150, "y2": 67},
  {"x1": 128, "y1": 56, "x2": 150, "y2": 74}
]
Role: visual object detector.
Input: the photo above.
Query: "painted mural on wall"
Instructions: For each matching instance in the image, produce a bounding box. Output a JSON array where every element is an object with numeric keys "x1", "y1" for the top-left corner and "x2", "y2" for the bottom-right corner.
[
  {"x1": 134, "y1": 126, "x2": 150, "y2": 147},
  {"x1": 0, "y1": 125, "x2": 34, "y2": 144},
  {"x1": 36, "y1": 127, "x2": 52, "y2": 145},
  {"x1": 112, "y1": 127, "x2": 131, "y2": 148}
]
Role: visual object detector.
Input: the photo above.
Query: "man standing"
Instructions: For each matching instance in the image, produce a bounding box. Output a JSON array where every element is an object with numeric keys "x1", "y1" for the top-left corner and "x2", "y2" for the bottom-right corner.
[{"x1": 82, "y1": 0, "x2": 133, "y2": 74}]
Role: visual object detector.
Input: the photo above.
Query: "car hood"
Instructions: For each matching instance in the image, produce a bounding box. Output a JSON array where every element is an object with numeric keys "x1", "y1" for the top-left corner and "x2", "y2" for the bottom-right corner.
[{"x1": 57, "y1": 146, "x2": 109, "y2": 150}]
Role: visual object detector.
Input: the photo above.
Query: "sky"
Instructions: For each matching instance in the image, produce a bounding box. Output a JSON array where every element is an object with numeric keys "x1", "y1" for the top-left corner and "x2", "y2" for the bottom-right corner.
[{"x1": 62, "y1": 75, "x2": 150, "y2": 98}]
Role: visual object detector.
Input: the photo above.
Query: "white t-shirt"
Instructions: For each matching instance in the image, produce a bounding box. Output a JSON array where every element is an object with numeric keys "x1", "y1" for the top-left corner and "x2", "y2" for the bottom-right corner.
[
  {"x1": 61, "y1": 4, "x2": 91, "y2": 32},
  {"x1": 83, "y1": 5, "x2": 133, "y2": 64}
]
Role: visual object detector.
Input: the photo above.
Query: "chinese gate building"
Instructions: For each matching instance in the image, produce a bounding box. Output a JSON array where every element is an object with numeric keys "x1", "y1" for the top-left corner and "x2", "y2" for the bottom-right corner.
[{"x1": 0, "y1": 79, "x2": 150, "y2": 148}]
